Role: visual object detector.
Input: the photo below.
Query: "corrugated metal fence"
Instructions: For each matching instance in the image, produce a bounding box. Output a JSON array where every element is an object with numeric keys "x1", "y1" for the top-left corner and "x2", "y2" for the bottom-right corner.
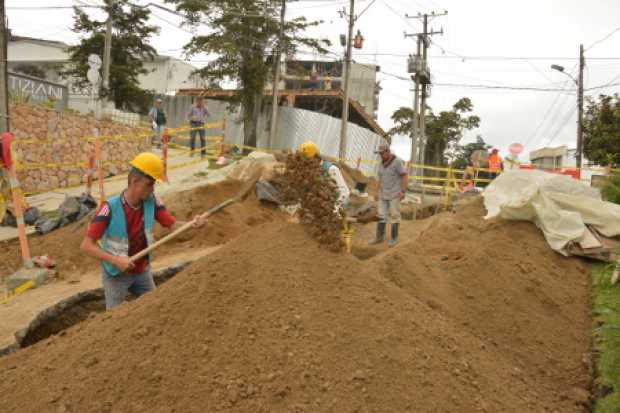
[{"x1": 161, "y1": 96, "x2": 383, "y2": 175}]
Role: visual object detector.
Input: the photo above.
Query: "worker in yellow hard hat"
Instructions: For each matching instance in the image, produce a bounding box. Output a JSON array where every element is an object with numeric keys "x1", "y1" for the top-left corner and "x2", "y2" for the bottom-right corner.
[
  {"x1": 298, "y1": 141, "x2": 350, "y2": 210},
  {"x1": 80, "y1": 152, "x2": 207, "y2": 310}
]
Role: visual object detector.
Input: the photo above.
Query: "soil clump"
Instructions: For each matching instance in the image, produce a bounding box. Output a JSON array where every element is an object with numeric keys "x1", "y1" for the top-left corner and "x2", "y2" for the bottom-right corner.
[{"x1": 274, "y1": 153, "x2": 344, "y2": 252}]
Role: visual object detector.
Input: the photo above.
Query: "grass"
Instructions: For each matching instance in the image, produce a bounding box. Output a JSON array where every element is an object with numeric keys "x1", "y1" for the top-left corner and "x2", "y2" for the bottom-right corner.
[{"x1": 592, "y1": 263, "x2": 620, "y2": 412}]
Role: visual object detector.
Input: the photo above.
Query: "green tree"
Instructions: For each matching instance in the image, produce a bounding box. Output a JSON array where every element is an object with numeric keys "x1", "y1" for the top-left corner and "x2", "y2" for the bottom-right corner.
[
  {"x1": 583, "y1": 94, "x2": 620, "y2": 167},
  {"x1": 166, "y1": 0, "x2": 329, "y2": 148},
  {"x1": 62, "y1": 0, "x2": 159, "y2": 113},
  {"x1": 450, "y1": 135, "x2": 491, "y2": 169},
  {"x1": 389, "y1": 97, "x2": 480, "y2": 166}
]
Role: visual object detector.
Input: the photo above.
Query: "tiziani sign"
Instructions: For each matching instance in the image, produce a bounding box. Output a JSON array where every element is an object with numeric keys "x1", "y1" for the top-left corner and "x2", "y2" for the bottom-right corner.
[{"x1": 8, "y1": 72, "x2": 68, "y2": 109}]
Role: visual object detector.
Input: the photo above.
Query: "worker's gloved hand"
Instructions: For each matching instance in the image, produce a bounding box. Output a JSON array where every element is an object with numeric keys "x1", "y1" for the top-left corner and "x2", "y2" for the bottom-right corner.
[
  {"x1": 400, "y1": 191, "x2": 406, "y2": 201},
  {"x1": 192, "y1": 215, "x2": 207, "y2": 229},
  {"x1": 113, "y1": 256, "x2": 135, "y2": 273}
]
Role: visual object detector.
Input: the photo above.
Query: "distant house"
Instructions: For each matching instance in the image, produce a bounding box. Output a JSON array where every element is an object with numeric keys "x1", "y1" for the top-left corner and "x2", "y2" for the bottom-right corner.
[
  {"x1": 268, "y1": 59, "x2": 381, "y2": 120},
  {"x1": 7, "y1": 33, "x2": 203, "y2": 113},
  {"x1": 529, "y1": 145, "x2": 577, "y2": 169},
  {"x1": 529, "y1": 145, "x2": 589, "y2": 169}
]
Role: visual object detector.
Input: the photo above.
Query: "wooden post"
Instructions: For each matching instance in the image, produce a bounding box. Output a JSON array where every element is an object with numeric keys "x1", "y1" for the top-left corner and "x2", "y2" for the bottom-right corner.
[
  {"x1": 162, "y1": 128, "x2": 169, "y2": 183},
  {"x1": 2, "y1": 133, "x2": 31, "y2": 267},
  {"x1": 95, "y1": 133, "x2": 105, "y2": 204},
  {"x1": 220, "y1": 116, "x2": 227, "y2": 156},
  {"x1": 85, "y1": 143, "x2": 95, "y2": 196}
]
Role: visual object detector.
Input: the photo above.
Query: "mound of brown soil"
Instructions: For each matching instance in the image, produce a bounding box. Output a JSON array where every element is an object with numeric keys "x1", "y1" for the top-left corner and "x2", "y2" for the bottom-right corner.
[
  {"x1": 375, "y1": 198, "x2": 592, "y2": 405},
  {"x1": 0, "y1": 199, "x2": 592, "y2": 412}
]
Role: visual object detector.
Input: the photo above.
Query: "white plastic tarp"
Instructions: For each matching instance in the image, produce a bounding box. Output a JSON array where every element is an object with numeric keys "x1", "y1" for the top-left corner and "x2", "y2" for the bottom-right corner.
[{"x1": 483, "y1": 169, "x2": 620, "y2": 254}]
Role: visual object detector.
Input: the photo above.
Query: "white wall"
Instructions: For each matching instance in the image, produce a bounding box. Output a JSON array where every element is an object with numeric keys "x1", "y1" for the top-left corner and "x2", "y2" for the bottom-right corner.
[
  {"x1": 8, "y1": 41, "x2": 68, "y2": 63},
  {"x1": 139, "y1": 58, "x2": 202, "y2": 95}
]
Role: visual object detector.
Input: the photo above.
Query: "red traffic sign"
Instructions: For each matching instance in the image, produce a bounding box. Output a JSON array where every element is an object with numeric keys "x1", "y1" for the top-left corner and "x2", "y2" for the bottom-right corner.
[{"x1": 508, "y1": 143, "x2": 524, "y2": 156}]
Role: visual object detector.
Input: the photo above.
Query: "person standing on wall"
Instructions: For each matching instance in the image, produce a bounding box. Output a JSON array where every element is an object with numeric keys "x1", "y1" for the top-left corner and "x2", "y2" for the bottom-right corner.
[
  {"x1": 369, "y1": 143, "x2": 409, "y2": 247},
  {"x1": 186, "y1": 96, "x2": 210, "y2": 159},
  {"x1": 149, "y1": 98, "x2": 167, "y2": 149}
]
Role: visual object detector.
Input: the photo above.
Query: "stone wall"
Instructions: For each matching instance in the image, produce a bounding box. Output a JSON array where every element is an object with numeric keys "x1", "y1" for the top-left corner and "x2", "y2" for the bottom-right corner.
[{"x1": 9, "y1": 104, "x2": 149, "y2": 194}]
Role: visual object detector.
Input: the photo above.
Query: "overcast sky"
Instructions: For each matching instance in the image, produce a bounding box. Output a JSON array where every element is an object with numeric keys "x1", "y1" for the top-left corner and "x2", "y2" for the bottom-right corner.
[{"x1": 7, "y1": 0, "x2": 620, "y2": 161}]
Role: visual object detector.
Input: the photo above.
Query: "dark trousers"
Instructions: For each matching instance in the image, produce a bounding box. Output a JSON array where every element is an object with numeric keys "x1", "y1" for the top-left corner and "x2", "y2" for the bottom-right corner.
[{"x1": 189, "y1": 122, "x2": 206, "y2": 157}]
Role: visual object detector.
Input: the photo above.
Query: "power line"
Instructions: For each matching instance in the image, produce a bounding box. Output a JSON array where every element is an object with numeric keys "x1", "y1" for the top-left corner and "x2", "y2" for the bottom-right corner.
[
  {"x1": 586, "y1": 24, "x2": 620, "y2": 52},
  {"x1": 546, "y1": 105, "x2": 577, "y2": 147},
  {"x1": 7, "y1": 5, "x2": 101, "y2": 9}
]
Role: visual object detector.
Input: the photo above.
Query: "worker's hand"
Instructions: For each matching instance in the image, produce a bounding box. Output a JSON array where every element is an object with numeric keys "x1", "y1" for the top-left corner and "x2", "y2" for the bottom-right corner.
[
  {"x1": 400, "y1": 190, "x2": 406, "y2": 201},
  {"x1": 113, "y1": 256, "x2": 135, "y2": 273},
  {"x1": 192, "y1": 215, "x2": 207, "y2": 229}
]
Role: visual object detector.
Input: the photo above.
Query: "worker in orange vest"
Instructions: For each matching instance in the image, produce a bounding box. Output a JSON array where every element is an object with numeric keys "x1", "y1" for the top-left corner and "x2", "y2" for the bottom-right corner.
[{"x1": 488, "y1": 148, "x2": 503, "y2": 179}]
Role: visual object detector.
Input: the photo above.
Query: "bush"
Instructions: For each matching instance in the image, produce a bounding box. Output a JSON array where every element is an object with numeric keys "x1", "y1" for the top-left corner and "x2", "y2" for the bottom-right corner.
[{"x1": 601, "y1": 175, "x2": 620, "y2": 205}]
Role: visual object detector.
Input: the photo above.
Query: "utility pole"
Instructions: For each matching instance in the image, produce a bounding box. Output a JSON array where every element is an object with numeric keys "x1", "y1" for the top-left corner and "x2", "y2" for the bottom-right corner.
[
  {"x1": 268, "y1": 0, "x2": 286, "y2": 149},
  {"x1": 338, "y1": 0, "x2": 355, "y2": 160},
  {"x1": 409, "y1": 37, "x2": 422, "y2": 169},
  {"x1": 405, "y1": 10, "x2": 447, "y2": 166},
  {"x1": 576, "y1": 44, "x2": 584, "y2": 171},
  {"x1": 0, "y1": 0, "x2": 9, "y2": 133},
  {"x1": 102, "y1": 0, "x2": 114, "y2": 93},
  {"x1": 418, "y1": 15, "x2": 429, "y2": 166}
]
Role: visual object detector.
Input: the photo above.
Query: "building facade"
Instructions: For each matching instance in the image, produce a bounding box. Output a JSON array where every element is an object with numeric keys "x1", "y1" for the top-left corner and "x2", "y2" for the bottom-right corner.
[
  {"x1": 529, "y1": 145, "x2": 579, "y2": 169},
  {"x1": 272, "y1": 59, "x2": 381, "y2": 120},
  {"x1": 7, "y1": 34, "x2": 202, "y2": 113}
]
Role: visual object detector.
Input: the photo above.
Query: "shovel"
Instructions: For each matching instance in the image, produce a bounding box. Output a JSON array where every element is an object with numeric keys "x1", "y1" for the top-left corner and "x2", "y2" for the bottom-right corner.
[{"x1": 129, "y1": 174, "x2": 261, "y2": 264}]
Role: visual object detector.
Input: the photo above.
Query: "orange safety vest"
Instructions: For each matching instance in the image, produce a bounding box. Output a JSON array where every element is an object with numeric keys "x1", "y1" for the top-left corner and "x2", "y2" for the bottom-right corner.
[{"x1": 488, "y1": 154, "x2": 502, "y2": 172}]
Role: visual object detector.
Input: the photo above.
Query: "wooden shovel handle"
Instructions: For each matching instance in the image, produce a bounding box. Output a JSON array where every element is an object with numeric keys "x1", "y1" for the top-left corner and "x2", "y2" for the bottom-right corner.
[{"x1": 129, "y1": 197, "x2": 237, "y2": 263}]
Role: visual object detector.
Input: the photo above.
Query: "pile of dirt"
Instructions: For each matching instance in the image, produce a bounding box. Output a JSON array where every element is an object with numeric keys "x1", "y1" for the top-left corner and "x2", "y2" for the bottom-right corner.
[
  {"x1": 274, "y1": 153, "x2": 344, "y2": 252},
  {"x1": 0, "y1": 179, "x2": 278, "y2": 282},
  {"x1": 374, "y1": 198, "x2": 593, "y2": 405},
  {"x1": 0, "y1": 197, "x2": 592, "y2": 412}
]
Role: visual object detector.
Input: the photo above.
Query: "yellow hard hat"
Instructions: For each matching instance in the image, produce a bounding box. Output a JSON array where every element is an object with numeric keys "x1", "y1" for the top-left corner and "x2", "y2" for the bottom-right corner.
[
  {"x1": 299, "y1": 141, "x2": 319, "y2": 158},
  {"x1": 130, "y1": 152, "x2": 164, "y2": 181}
]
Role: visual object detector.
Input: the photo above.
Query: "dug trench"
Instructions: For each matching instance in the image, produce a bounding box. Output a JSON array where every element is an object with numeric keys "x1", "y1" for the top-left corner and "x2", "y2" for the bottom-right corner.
[
  {"x1": 0, "y1": 196, "x2": 594, "y2": 412},
  {"x1": 0, "y1": 178, "x2": 281, "y2": 352}
]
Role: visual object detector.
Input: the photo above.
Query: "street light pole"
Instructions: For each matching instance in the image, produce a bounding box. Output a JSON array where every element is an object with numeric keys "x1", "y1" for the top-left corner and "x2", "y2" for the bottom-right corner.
[{"x1": 551, "y1": 44, "x2": 585, "y2": 171}]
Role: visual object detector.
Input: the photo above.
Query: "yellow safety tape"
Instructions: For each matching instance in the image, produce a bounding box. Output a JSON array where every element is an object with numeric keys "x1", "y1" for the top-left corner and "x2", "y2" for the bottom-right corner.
[
  {"x1": 0, "y1": 280, "x2": 35, "y2": 305},
  {"x1": 12, "y1": 120, "x2": 224, "y2": 146}
]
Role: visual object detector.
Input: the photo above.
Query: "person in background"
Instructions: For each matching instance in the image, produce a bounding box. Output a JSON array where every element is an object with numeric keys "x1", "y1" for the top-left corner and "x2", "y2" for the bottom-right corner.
[
  {"x1": 298, "y1": 141, "x2": 350, "y2": 211},
  {"x1": 369, "y1": 143, "x2": 408, "y2": 247},
  {"x1": 186, "y1": 96, "x2": 210, "y2": 158},
  {"x1": 149, "y1": 98, "x2": 167, "y2": 148},
  {"x1": 488, "y1": 148, "x2": 503, "y2": 179}
]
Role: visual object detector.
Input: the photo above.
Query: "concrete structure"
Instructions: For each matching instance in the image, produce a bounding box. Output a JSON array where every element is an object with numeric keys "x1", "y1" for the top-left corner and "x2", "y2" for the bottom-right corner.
[
  {"x1": 272, "y1": 59, "x2": 380, "y2": 119},
  {"x1": 7, "y1": 34, "x2": 202, "y2": 113},
  {"x1": 529, "y1": 145, "x2": 578, "y2": 169}
]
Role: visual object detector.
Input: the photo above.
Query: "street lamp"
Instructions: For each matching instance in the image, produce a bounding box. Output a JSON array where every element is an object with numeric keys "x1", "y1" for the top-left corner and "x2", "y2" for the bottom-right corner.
[
  {"x1": 551, "y1": 64, "x2": 577, "y2": 85},
  {"x1": 550, "y1": 51, "x2": 584, "y2": 171}
]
